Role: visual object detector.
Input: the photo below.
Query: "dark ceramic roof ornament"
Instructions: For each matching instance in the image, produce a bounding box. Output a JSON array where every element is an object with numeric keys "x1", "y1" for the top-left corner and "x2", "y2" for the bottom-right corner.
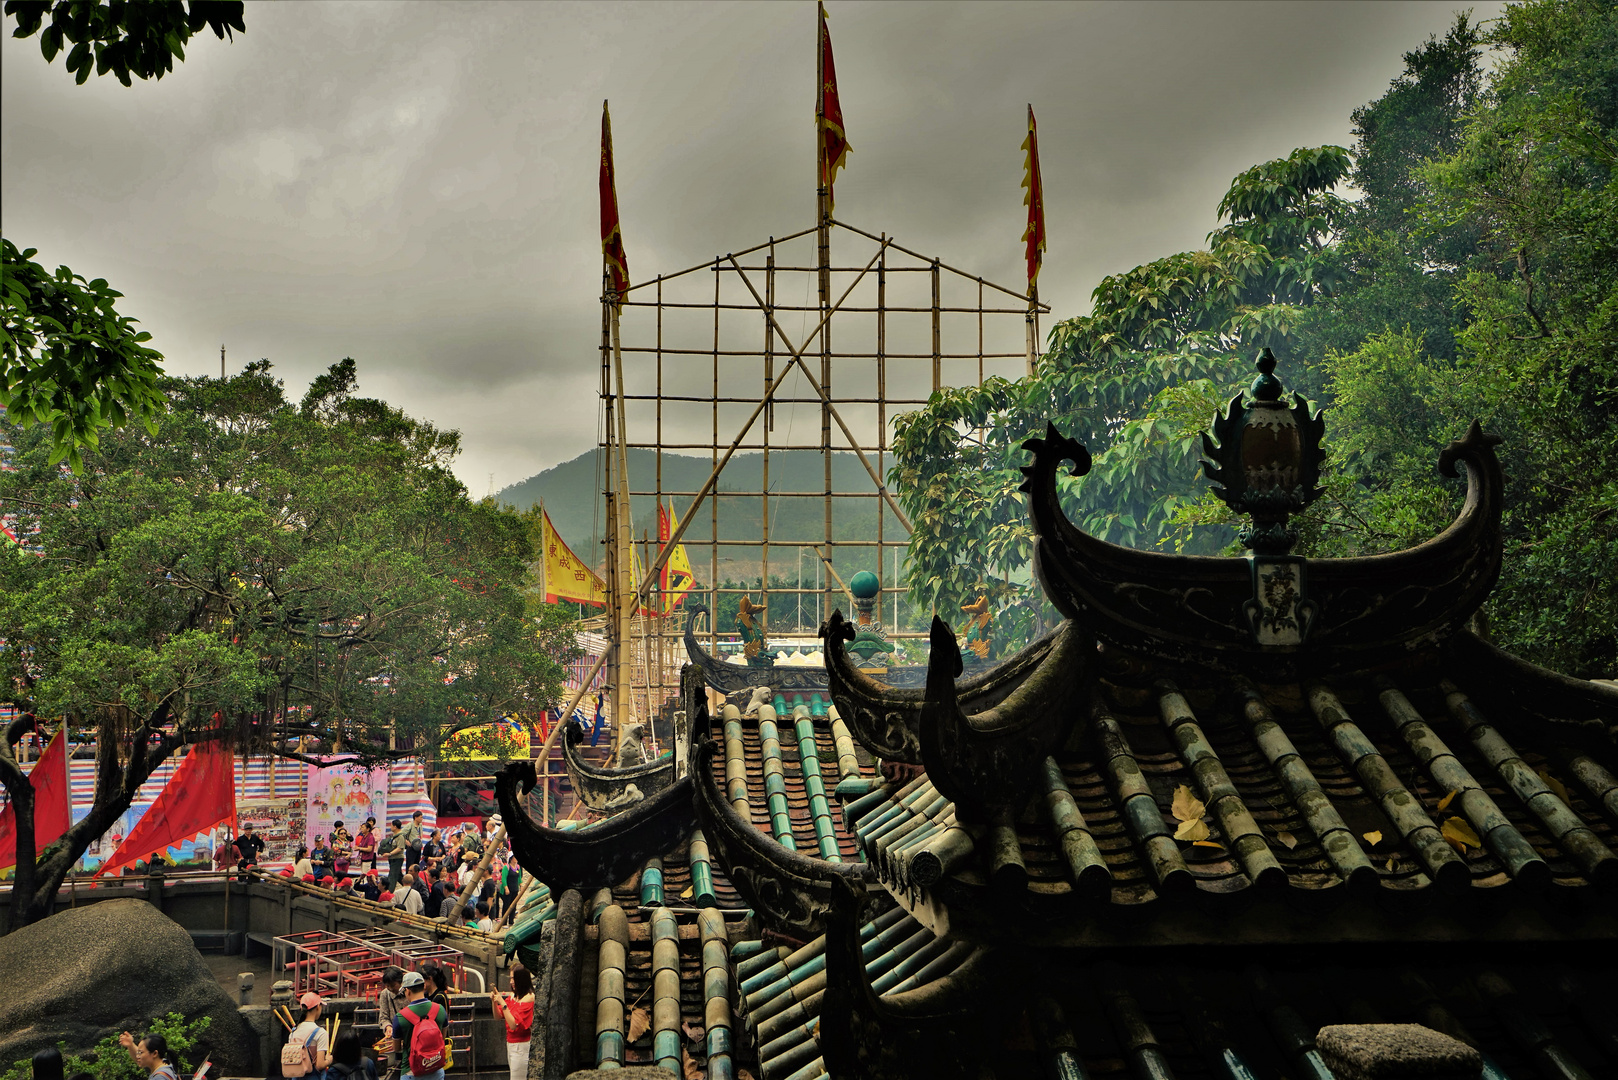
[{"x1": 1201, "y1": 348, "x2": 1326, "y2": 557}]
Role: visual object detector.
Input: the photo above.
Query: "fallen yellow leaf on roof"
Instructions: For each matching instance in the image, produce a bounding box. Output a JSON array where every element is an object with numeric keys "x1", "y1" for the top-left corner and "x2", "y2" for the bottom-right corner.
[
  {"x1": 1442, "y1": 816, "x2": 1482, "y2": 851},
  {"x1": 1277, "y1": 830, "x2": 1298, "y2": 849},
  {"x1": 1174, "y1": 817, "x2": 1211, "y2": 843},
  {"x1": 1363, "y1": 830, "x2": 1383, "y2": 847},
  {"x1": 1171, "y1": 784, "x2": 1206, "y2": 824},
  {"x1": 1436, "y1": 789, "x2": 1458, "y2": 812},
  {"x1": 680, "y1": 884, "x2": 694, "y2": 899},
  {"x1": 628, "y1": 1006, "x2": 650, "y2": 1042}
]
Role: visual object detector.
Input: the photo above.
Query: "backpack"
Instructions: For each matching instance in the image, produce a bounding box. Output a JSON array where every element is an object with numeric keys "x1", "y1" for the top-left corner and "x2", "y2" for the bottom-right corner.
[
  {"x1": 281, "y1": 1027, "x2": 322, "y2": 1079},
  {"x1": 402, "y1": 1002, "x2": 447, "y2": 1076}
]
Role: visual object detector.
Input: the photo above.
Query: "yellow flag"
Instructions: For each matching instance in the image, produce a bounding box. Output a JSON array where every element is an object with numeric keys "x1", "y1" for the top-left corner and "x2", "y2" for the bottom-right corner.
[{"x1": 542, "y1": 509, "x2": 607, "y2": 607}]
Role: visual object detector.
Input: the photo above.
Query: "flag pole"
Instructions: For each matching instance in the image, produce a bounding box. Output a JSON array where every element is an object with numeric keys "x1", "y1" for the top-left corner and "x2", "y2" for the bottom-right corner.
[{"x1": 816, "y1": 2, "x2": 834, "y2": 627}]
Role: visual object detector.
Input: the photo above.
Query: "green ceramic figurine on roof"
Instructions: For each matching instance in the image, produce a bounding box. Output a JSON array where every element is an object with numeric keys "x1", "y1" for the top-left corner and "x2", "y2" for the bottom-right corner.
[{"x1": 844, "y1": 571, "x2": 897, "y2": 671}]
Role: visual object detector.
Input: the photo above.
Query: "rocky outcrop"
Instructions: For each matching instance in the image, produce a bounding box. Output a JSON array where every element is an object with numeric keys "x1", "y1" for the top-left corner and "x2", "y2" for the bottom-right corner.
[{"x1": 0, "y1": 899, "x2": 253, "y2": 1074}]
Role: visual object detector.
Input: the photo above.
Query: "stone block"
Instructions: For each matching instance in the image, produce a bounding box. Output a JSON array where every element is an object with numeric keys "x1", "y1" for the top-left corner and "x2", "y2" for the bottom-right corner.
[{"x1": 1317, "y1": 1023, "x2": 1482, "y2": 1080}]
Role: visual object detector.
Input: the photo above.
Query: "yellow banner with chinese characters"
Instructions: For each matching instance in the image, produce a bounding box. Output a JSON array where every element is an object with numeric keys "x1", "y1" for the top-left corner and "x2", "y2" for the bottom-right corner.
[
  {"x1": 440, "y1": 718, "x2": 531, "y2": 761},
  {"x1": 543, "y1": 508, "x2": 608, "y2": 607}
]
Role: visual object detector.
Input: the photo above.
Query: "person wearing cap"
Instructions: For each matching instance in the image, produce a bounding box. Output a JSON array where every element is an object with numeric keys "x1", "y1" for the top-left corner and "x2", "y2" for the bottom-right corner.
[
  {"x1": 311, "y1": 835, "x2": 332, "y2": 879},
  {"x1": 356, "y1": 870, "x2": 382, "y2": 902},
  {"x1": 287, "y1": 992, "x2": 332, "y2": 1074},
  {"x1": 385, "y1": 971, "x2": 444, "y2": 1080},
  {"x1": 320, "y1": 875, "x2": 336, "y2": 889},
  {"x1": 232, "y1": 823, "x2": 265, "y2": 868}
]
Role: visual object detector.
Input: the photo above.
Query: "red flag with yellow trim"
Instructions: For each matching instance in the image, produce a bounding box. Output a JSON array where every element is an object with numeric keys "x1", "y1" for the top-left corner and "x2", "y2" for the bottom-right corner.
[
  {"x1": 600, "y1": 100, "x2": 629, "y2": 299},
  {"x1": 819, "y1": 3, "x2": 851, "y2": 214},
  {"x1": 1022, "y1": 104, "x2": 1046, "y2": 291}
]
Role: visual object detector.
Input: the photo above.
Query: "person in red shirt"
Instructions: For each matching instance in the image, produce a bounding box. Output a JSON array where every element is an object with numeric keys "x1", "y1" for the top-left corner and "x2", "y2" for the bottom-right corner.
[{"x1": 489, "y1": 965, "x2": 534, "y2": 1080}]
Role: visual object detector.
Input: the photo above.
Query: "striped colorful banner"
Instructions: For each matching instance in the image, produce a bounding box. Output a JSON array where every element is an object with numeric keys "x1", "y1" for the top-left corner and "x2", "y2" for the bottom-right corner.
[{"x1": 7, "y1": 746, "x2": 437, "y2": 867}]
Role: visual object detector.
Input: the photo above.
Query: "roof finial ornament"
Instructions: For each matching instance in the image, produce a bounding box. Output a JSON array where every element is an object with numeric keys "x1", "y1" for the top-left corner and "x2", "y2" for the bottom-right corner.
[{"x1": 1201, "y1": 348, "x2": 1326, "y2": 557}]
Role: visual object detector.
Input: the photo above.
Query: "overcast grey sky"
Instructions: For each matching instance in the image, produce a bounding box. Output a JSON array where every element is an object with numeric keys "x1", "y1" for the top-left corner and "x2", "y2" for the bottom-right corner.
[{"x1": 2, "y1": 0, "x2": 1500, "y2": 494}]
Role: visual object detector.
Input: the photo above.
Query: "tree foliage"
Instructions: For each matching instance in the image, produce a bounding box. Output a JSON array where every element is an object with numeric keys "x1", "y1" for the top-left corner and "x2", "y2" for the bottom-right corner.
[
  {"x1": 1, "y1": 239, "x2": 167, "y2": 474},
  {"x1": 0, "y1": 362, "x2": 573, "y2": 927},
  {"x1": 4, "y1": 0, "x2": 243, "y2": 86},
  {"x1": 891, "y1": 0, "x2": 1616, "y2": 677}
]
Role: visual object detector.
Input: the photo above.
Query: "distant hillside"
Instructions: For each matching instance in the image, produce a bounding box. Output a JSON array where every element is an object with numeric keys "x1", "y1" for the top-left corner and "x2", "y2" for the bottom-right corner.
[{"x1": 498, "y1": 448, "x2": 903, "y2": 580}]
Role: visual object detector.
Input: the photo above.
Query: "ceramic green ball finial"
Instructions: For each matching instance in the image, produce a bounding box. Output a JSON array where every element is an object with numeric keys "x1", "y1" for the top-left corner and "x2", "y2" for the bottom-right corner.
[{"x1": 849, "y1": 571, "x2": 880, "y2": 600}]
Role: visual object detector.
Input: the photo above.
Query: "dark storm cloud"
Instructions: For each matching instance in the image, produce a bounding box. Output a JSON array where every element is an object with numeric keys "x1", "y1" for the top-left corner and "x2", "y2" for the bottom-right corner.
[{"x1": 1, "y1": 1, "x2": 1498, "y2": 490}]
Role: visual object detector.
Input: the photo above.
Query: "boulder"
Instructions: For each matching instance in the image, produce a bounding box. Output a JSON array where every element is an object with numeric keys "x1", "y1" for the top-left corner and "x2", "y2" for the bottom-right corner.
[{"x1": 0, "y1": 899, "x2": 254, "y2": 1074}]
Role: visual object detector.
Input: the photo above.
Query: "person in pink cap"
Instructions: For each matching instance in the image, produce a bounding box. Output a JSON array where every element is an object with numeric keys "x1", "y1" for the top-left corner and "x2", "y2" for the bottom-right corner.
[{"x1": 287, "y1": 992, "x2": 331, "y2": 1073}]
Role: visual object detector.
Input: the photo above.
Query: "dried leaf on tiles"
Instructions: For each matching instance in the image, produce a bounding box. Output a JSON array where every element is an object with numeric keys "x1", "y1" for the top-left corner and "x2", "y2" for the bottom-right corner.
[
  {"x1": 738, "y1": 1071, "x2": 757, "y2": 1080},
  {"x1": 1363, "y1": 830, "x2": 1384, "y2": 847},
  {"x1": 1436, "y1": 789, "x2": 1458, "y2": 812},
  {"x1": 1276, "y1": 830, "x2": 1298, "y2": 849},
  {"x1": 682, "y1": 1047, "x2": 703, "y2": 1080},
  {"x1": 1191, "y1": 839, "x2": 1224, "y2": 849},
  {"x1": 680, "y1": 885, "x2": 694, "y2": 899},
  {"x1": 1173, "y1": 816, "x2": 1211, "y2": 843},
  {"x1": 1535, "y1": 766, "x2": 1570, "y2": 804},
  {"x1": 1442, "y1": 816, "x2": 1482, "y2": 852},
  {"x1": 1171, "y1": 784, "x2": 1206, "y2": 824},
  {"x1": 682, "y1": 1020, "x2": 704, "y2": 1043},
  {"x1": 627, "y1": 1006, "x2": 650, "y2": 1043},
  {"x1": 1385, "y1": 857, "x2": 1396, "y2": 872}
]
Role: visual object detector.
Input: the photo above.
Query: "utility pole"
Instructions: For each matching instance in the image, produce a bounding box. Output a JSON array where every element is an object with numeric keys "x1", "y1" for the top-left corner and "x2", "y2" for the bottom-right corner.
[{"x1": 221, "y1": 344, "x2": 226, "y2": 380}]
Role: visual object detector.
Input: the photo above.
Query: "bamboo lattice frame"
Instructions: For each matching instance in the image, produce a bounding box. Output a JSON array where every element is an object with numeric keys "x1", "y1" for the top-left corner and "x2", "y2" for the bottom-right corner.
[{"x1": 598, "y1": 219, "x2": 1046, "y2": 724}]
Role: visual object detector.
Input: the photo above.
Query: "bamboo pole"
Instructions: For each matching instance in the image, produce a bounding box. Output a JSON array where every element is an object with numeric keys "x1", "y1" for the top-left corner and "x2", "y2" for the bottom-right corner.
[{"x1": 609, "y1": 297, "x2": 636, "y2": 753}]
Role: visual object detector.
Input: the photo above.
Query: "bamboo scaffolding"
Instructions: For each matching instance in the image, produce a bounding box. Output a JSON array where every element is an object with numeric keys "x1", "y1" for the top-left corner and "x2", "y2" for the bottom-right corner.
[{"x1": 596, "y1": 165, "x2": 1046, "y2": 723}]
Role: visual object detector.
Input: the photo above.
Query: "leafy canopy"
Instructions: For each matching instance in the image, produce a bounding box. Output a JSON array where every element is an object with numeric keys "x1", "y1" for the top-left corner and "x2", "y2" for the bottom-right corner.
[
  {"x1": 3, "y1": 0, "x2": 243, "y2": 86},
  {"x1": 889, "y1": 2, "x2": 1616, "y2": 677},
  {"x1": 0, "y1": 361, "x2": 574, "y2": 925}
]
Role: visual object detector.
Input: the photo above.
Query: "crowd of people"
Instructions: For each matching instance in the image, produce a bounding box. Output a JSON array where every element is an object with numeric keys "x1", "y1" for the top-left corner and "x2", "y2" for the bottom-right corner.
[{"x1": 237, "y1": 813, "x2": 521, "y2": 932}]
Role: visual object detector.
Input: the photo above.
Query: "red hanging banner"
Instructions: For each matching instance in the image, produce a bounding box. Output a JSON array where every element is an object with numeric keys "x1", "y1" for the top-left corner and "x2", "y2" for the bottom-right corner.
[
  {"x1": 0, "y1": 724, "x2": 70, "y2": 870},
  {"x1": 819, "y1": 2, "x2": 851, "y2": 213},
  {"x1": 94, "y1": 740, "x2": 237, "y2": 877},
  {"x1": 1022, "y1": 104, "x2": 1046, "y2": 291},
  {"x1": 600, "y1": 100, "x2": 630, "y2": 301}
]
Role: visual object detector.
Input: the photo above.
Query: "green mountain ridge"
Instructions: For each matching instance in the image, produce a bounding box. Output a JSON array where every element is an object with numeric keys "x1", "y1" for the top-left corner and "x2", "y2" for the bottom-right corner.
[{"x1": 498, "y1": 448, "x2": 904, "y2": 580}]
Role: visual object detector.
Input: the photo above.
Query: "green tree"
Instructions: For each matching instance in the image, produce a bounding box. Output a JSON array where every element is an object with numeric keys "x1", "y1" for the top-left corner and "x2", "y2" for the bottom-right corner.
[
  {"x1": 4, "y1": 0, "x2": 243, "y2": 85},
  {"x1": 0, "y1": 361, "x2": 573, "y2": 928},
  {"x1": 890, "y1": 146, "x2": 1352, "y2": 631},
  {"x1": 1, "y1": 239, "x2": 166, "y2": 473},
  {"x1": 2, "y1": 2, "x2": 246, "y2": 464}
]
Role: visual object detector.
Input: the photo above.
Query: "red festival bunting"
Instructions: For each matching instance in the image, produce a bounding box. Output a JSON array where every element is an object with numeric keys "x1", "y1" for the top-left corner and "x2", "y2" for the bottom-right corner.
[
  {"x1": 94, "y1": 740, "x2": 237, "y2": 877},
  {"x1": 819, "y1": 3, "x2": 851, "y2": 213},
  {"x1": 0, "y1": 724, "x2": 70, "y2": 870},
  {"x1": 1022, "y1": 104, "x2": 1046, "y2": 291},
  {"x1": 600, "y1": 100, "x2": 629, "y2": 300}
]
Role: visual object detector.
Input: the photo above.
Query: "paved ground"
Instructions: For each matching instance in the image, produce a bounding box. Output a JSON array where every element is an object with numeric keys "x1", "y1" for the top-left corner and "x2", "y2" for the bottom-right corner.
[{"x1": 203, "y1": 951, "x2": 275, "y2": 1002}]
